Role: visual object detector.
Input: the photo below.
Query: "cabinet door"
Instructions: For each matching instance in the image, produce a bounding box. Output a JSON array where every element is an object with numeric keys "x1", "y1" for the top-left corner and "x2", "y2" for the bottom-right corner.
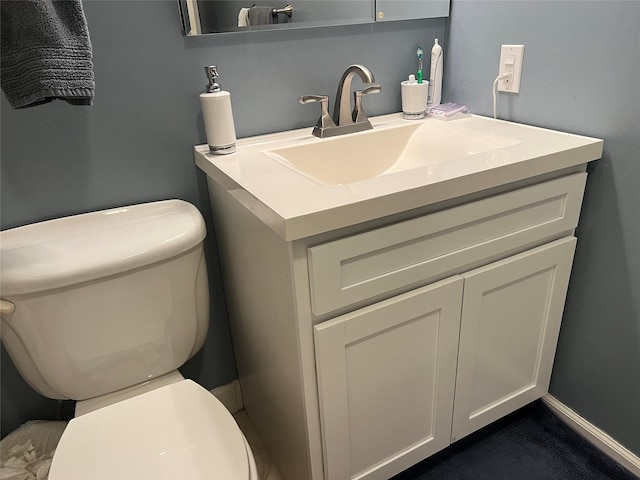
[
  {"x1": 314, "y1": 277, "x2": 463, "y2": 480},
  {"x1": 451, "y1": 237, "x2": 577, "y2": 442},
  {"x1": 375, "y1": 0, "x2": 450, "y2": 22}
]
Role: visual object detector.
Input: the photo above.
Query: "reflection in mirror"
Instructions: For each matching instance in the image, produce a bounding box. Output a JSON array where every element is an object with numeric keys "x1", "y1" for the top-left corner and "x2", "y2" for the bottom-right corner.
[{"x1": 179, "y1": 0, "x2": 449, "y2": 36}]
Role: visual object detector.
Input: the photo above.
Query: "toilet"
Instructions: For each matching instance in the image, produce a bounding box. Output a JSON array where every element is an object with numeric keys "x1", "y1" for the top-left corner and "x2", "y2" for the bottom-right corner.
[{"x1": 0, "y1": 200, "x2": 258, "y2": 479}]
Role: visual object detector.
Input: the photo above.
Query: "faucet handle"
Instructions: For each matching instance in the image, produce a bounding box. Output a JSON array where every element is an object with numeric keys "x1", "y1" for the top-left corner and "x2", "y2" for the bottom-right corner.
[
  {"x1": 299, "y1": 94, "x2": 329, "y2": 105},
  {"x1": 352, "y1": 84, "x2": 381, "y2": 124},
  {"x1": 299, "y1": 95, "x2": 336, "y2": 137}
]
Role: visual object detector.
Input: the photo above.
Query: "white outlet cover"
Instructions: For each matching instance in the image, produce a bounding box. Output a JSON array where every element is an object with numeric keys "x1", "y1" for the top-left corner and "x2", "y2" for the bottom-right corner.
[{"x1": 498, "y1": 45, "x2": 525, "y2": 93}]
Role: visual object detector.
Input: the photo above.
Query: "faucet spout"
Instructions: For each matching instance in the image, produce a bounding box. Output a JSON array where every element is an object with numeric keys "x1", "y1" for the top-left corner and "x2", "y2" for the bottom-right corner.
[{"x1": 332, "y1": 65, "x2": 375, "y2": 126}]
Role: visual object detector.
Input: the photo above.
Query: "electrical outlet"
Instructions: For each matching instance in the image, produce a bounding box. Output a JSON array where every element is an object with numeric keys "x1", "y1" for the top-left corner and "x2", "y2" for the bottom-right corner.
[{"x1": 498, "y1": 45, "x2": 524, "y2": 93}]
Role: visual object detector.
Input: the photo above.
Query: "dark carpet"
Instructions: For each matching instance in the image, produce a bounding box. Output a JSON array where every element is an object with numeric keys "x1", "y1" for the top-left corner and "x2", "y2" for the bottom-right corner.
[{"x1": 391, "y1": 400, "x2": 638, "y2": 480}]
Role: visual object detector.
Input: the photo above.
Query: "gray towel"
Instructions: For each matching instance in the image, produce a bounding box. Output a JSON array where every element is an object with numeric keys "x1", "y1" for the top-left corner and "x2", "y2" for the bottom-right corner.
[
  {"x1": 248, "y1": 6, "x2": 277, "y2": 26},
  {"x1": 1, "y1": 0, "x2": 95, "y2": 108}
]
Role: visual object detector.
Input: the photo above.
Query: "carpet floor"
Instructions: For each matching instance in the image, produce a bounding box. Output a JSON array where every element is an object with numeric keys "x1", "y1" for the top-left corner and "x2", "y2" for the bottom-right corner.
[{"x1": 391, "y1": 401, "x2": 638, "y2": 480}]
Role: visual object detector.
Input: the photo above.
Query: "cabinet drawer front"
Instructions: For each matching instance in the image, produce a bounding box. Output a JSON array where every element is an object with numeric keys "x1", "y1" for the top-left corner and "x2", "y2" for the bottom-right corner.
[{"x1": 308, "y1": 173, "x2": 586, "y2": 316}]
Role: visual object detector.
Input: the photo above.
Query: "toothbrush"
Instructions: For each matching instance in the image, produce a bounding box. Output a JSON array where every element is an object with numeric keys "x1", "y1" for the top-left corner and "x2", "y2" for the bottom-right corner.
[{"x1": 416, "y1": 47, "x2": 423, "y2": 84}]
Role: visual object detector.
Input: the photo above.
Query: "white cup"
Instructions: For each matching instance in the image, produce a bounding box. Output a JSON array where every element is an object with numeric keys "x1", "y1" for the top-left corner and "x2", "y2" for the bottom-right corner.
[{"x1": 401, "y1": 80, "x2": 429, "y2": 119}]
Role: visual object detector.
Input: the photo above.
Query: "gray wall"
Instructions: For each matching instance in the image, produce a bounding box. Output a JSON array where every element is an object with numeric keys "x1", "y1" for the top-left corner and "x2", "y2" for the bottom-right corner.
[
  {"x1": 444, "y1": 0, "x2": 639, "y2": 456},
  {"x1": 0, "y1": 0, "x2": 445, "y2": 437}
]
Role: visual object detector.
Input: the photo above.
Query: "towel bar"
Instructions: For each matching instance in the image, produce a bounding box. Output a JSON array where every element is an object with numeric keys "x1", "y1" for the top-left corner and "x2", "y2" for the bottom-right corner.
[{"x1": 272, "y1": 3, "x2": 292, "y2": 17}]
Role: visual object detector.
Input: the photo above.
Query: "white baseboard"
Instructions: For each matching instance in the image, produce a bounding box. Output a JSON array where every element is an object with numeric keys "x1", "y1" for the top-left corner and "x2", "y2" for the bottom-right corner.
[
  {"x1": 542, "y1": 395, "x2": 640, "y2": 477},
  {"x1": 211, "y1": 379, "x2": 243, "y2": 414}
]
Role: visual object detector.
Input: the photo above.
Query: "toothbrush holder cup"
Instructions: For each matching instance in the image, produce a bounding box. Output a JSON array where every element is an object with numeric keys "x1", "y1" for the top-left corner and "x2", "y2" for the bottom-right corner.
[{"x1": 401, "y1": 80, "x2": 429, "y2": 119}]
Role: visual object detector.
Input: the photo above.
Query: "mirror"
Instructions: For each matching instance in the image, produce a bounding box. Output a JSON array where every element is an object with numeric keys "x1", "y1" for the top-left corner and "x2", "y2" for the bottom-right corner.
[{"x1": 179, "y1": 1, "x2": 450, "y2": 36}]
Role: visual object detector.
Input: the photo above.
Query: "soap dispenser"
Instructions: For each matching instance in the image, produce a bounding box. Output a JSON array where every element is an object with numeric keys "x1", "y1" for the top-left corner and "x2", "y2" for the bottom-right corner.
[{"x1": 200, "y1": 65, "x2": 236, "y2": 155}]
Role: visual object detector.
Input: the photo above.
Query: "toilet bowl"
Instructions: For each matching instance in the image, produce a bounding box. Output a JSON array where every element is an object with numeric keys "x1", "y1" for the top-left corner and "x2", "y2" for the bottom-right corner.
[{"x1": 0, "y1": 200, "x2": 257, "y2": 479}]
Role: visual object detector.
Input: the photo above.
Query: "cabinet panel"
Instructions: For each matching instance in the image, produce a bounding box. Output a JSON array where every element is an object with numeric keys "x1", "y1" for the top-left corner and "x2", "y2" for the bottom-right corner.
[
  {"x1": 314, "y1": 277, "x2": 463, "y2": 480},
  {"x1": 375, "y1": 0, "x2": 450, "y2": 22},
  {"x1": 451, "y1": 237, "x2": 577, "y2": 441},
  {"x1": 308, "y1": 173, "x2": 586, "y2": 316}
]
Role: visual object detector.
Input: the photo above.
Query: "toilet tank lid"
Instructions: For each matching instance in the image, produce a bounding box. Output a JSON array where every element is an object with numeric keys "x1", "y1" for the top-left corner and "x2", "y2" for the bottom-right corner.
[{"x1": 0, "y1": 200, "x2": 206, "y2": 296}]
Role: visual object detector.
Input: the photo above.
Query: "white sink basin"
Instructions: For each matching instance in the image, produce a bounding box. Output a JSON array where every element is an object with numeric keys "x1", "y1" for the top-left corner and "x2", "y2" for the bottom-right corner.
[
  {"x1": 195, "y1": 113, "x2": 603, "y2": 241},
  {"x1": 267, "y1": 122, "x2": 520, "y2": 186}
]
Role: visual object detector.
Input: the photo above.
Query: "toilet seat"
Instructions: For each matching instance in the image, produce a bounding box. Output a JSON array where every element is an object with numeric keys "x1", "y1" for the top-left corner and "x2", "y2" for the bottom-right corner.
[{"x1": 49, "y1": 380, "x2": 255, "y2": 479}]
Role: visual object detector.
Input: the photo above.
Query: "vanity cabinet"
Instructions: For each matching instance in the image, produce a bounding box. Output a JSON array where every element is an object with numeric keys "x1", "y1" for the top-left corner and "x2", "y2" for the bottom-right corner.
[
  {"x1": 205, "y1": 171, "x2": 588, "y2": 480},
  {"x1": 314, "y1": 237, "x2": 576, "y2": 479}
]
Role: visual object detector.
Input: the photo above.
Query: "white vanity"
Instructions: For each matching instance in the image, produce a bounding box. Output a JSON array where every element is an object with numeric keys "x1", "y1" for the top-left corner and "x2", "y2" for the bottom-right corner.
[{"x1": 195, "y1": 113, "x2": 603, "y2": 480}]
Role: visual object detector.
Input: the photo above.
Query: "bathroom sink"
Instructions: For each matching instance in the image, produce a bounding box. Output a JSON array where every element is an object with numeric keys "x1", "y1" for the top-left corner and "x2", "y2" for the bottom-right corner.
[
  {"x1": 195, "y1": 113, "x2": 603, "y2": 240},
  {"x1": 267, "y1": 121, "x2": 520, "y2": 186}
]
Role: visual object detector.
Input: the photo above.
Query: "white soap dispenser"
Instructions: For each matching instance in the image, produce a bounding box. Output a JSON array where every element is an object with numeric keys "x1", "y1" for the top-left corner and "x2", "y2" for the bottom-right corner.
[{"x1": 200, "y1": 65, "x2": 236, "y2": 155}]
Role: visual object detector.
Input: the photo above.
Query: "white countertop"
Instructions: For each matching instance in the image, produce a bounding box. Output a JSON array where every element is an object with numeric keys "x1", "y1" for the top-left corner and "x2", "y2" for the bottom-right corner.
[{"x1": 195, "y1": 113, "x2": 603, "y2": 241}]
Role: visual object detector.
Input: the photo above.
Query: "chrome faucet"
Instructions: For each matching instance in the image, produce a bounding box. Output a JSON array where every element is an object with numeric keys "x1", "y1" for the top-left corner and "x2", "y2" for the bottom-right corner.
[{"x1": 299, "y1": 64, "x2": 381, "y2": 138}]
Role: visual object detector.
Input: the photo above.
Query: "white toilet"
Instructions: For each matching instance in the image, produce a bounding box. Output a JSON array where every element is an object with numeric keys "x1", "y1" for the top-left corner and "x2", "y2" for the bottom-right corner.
[{"x1": 0, "y1": 200, "x2": 258, "y2": 479}]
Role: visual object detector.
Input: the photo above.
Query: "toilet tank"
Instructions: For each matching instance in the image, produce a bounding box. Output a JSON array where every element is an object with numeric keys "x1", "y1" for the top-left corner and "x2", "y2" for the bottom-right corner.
[{"x1": 0, "y1": 200, "x2": 209, "y2": 401}]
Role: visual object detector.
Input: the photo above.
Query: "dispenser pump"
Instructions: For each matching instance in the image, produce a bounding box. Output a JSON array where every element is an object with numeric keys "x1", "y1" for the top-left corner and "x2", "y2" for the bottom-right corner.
[
  {"x1": 200, "y1": 65, "x2": 237, "y2": 155},
  {"x1": 204, "y1": 65, "x2": 221, "y2": 93}
]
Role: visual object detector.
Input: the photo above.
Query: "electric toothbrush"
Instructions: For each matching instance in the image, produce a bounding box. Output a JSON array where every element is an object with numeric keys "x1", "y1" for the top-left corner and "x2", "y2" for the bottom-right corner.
[{"x1": 427, "y1": 37, "x2": 443, "y2": 107}]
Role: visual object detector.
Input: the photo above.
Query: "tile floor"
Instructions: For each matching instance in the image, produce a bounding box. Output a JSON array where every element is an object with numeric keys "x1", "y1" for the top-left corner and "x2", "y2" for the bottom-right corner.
[{"x1": 234, "y1": 411, "x2": 284, "y2": 480}]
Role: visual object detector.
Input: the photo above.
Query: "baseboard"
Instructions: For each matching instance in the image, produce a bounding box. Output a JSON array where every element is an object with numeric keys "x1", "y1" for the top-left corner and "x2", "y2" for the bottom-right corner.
[
  {"x1": 211, "y1": 379, "x2": 243, "y2": 414},
  {"x1": 542, "y1": 395, "x2": 640, "y2": 477}
]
